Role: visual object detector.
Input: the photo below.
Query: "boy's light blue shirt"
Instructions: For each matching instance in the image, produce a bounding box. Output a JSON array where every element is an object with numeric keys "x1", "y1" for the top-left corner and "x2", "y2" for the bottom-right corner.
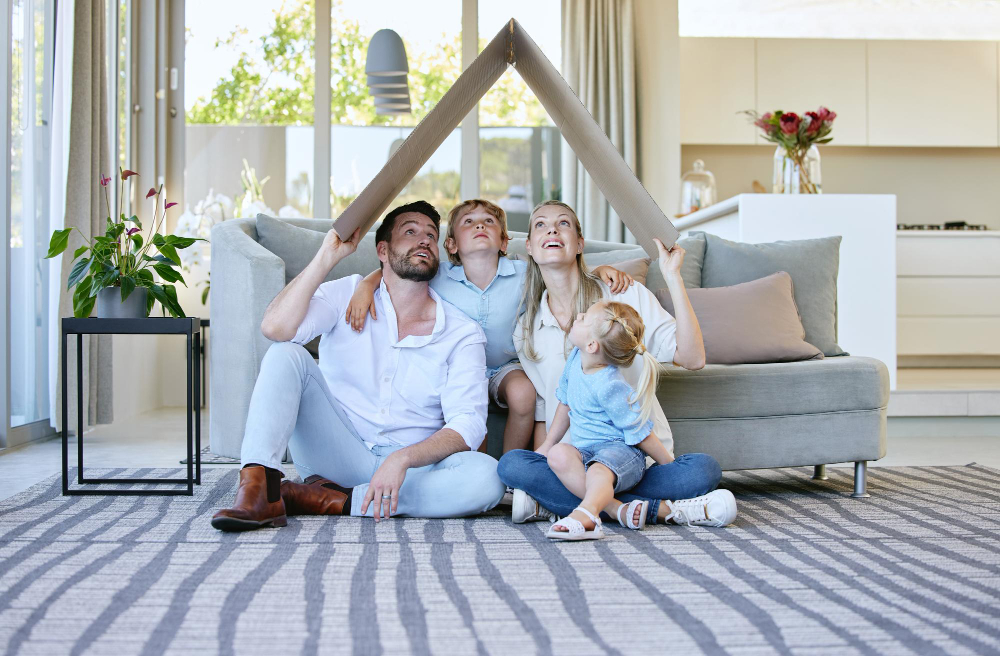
[
  {"x1": 431, "y1": 258, "x2": 526, "y2": 377},
  {"x1": 555, "y1": 348, "x2": 654, "y2": 450}
]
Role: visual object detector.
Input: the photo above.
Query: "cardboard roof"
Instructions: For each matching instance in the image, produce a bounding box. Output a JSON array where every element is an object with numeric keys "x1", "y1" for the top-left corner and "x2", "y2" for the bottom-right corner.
[{"x1": 332, "y1": 19, "x2": 678, "y2": 257}]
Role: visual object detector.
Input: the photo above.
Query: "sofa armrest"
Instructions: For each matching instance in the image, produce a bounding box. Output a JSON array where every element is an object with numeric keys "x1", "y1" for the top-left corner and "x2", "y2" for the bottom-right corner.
[{"x1": 209, "y1": 219, "x2": 286, "y2": 458}]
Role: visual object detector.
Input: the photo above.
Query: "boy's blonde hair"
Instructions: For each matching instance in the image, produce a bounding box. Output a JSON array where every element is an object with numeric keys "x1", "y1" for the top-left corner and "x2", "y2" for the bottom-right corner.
[
  {"x1": 444, "y1": 199, "x2": 509, "y2": 265},
  {"x1": 517, "y1": 200, "x2": 604, "y2": 361},
  {"x1": 592, "y1": 301, "x2": 662, "y2": 427}
]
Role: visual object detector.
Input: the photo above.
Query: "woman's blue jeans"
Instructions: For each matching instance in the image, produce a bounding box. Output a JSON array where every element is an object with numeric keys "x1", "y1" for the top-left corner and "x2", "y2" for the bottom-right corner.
[{"x1": 497, "y1": 449, "x2": 722, "y2": 525}]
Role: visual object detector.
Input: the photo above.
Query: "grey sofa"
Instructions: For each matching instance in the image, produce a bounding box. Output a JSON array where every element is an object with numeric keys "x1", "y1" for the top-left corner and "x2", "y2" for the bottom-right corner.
[{"x1": 211, "y1": 216, "x2": 888, "y2": 496}]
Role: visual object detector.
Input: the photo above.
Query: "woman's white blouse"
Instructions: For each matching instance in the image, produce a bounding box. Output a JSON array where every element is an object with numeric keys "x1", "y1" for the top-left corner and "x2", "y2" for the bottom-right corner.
[{"x1": 514, "y1": 280, "x2": 677, "y2": 453}]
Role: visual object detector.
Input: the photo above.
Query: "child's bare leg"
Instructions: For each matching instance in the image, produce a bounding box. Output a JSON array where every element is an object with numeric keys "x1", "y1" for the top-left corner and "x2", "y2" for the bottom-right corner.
[
  {"x1": 498, "y1": 370, "x2": 536, "y2": 453},
  {"x1": 532, "y1": 421, "x2": 547, "y2": 449},
  {"x1": 546, "y1": 443, "x2": 587, "y2": 497},
  {"x1": 556, "y1": 465, "x2": 615, "y2": 532}
]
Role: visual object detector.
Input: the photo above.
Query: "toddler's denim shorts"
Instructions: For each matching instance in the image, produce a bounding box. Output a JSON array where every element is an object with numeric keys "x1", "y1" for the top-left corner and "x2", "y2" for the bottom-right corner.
[{"x1": 576, "y1": 442, "x2": 646, "y2": 493}]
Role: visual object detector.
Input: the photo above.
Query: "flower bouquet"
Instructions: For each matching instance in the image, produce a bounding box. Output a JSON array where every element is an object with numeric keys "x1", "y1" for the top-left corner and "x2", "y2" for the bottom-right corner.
[
  {"x1": 45, "y1": 168, "x2": 205, "y2": 318},
  {"x1": 744, "y1": 107, "x2": 836, "y2": 194}
]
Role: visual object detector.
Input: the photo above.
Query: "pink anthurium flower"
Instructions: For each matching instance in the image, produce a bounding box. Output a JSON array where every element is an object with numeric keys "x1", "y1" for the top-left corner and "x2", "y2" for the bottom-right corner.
[
  {"x1": 165, "y1": 201, "x2": 178, "y2": 209},
  {"x1": 99, "y1": 174, "x2": 112, "y2": 187},
  {"x1": 145, "y1": 187, "x2": 157, "y2": 199},
  {"x1": 126, "y1": 227, "x2": 140, "y2": 236},
  {"x1": 121, "y1": 169, "x2": 138, "y2": 180}
]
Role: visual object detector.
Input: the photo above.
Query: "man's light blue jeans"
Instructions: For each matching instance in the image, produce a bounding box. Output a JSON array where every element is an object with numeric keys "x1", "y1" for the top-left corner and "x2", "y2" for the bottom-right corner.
[
  {"x1": 497, "y1": 449, "x2": 722, "y2": 526},
  {"x1": 241, "y1": 342, "x2": 505, "y2": 518}
]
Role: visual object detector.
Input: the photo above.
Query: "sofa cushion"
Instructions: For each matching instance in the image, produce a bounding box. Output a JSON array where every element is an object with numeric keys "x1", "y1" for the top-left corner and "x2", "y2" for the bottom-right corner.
[
  {"x1": 700, "y1": 233, "x2": 845, "y2": 357},
  {"x1": 655, "y1": 272, "x2": 823, "y2": 364},
  {"x1": 585, "y1": 254, "x2": 651, "y2": 286},
  {"x1": 255, "y1": 214, "x2": 381, "y2": 283},
  {"x1": 657, "y1": 356, "x2": 888, "y2": 420}
]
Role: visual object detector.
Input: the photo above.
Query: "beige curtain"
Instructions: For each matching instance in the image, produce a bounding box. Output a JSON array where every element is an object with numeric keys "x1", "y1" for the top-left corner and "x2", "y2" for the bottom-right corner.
[
  {"x1": 561, "y1": 0, "x2": 637, "y2": 244},
  {"x1": 55, "y1": 0, "x2": 113, "y2": 431}
]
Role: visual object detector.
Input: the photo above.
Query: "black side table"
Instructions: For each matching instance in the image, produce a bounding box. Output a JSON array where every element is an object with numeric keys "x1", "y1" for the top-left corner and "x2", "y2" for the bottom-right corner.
[{"x1": 62, "y1": 317, "x2": 202, "y2": 495}]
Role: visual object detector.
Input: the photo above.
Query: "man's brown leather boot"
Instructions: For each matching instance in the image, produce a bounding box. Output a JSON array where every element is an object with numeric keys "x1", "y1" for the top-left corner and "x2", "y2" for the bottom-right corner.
[
  {"x1": 211, "y1": 466, "x2": 287, "y2": 531},
  {"x1": 281, "y1": 475, "x2": 350, "y2": 516}
]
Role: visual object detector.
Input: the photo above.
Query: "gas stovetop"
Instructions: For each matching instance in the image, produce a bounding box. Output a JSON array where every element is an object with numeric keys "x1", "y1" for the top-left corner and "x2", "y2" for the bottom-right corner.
[{"x1": 897, "y1": 221, "x2": 989, "y2": 231}]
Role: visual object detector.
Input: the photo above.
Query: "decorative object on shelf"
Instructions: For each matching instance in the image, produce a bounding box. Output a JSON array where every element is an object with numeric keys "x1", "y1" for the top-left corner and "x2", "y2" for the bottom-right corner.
[
  {"x1": 366, "y1": 29, "x2": 411, "y2": 115},
  {"x1": 678, "y1": 159, "x2": 717, "y2": 216},
  {"x1": 744, "y1": 107, "x2": 836, "y2": 194},
  {"x1": 45, "y1": 168, "x2": 205, "y2": 318}
]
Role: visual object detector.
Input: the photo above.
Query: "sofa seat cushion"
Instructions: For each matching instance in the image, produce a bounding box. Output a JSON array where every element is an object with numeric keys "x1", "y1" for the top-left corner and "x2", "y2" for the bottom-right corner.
[{"x1": 657, "y1": 356, "x2": 888, "y2": 420}]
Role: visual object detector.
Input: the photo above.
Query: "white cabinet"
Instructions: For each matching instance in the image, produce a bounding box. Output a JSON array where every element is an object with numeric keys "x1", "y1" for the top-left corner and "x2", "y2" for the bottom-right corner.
[
  {"x1": 756, "y1": 39, "x2": 867, "y2": 146},
  {"x1": 868, "y1": 41, "x2": 999, "y2": 147},
  {"x1": 679, "y1": 38, "x2": 756, "y2": 145},
  {"x1": 896, "y1": 232, "x2": 1000, "y2": 357}
]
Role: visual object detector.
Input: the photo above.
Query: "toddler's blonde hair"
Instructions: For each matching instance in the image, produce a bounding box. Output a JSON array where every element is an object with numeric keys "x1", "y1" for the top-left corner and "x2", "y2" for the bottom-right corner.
[{"x1": 592, "y1": 301, "x2": 662, "y2": 426}]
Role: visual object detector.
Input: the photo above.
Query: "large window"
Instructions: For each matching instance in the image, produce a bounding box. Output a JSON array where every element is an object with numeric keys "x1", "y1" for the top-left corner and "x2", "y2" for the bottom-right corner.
[
  {"x1": 184, "y1": 0, "x2": 561, "y2": 225},
  {"x1": 185, "y1": 0, "x2": 315, "y2": 217},
  {"x1": 9, "y1": 0, "x2": 53, "y2": 430}
]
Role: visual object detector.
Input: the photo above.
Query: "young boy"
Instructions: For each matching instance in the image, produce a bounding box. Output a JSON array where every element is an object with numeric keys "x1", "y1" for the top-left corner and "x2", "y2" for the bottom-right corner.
[{"x1": 345, "y1": 199, "x2": 633, "y2": 453}]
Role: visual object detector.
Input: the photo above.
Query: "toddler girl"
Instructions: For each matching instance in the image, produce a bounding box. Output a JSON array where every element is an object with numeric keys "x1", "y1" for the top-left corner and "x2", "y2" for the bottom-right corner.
[{"x1": 536, "y1": 300, "x2": 672, "y2": 540}]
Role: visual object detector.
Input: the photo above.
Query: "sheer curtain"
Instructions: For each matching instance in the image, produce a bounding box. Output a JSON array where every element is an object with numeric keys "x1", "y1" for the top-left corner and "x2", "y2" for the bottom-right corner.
[
  {"x1": 560, "y1": 0, "x2": 637, "y2": 244},
  {"x1": 48, "y1": 0, "x2": 113, "y2": 431}
]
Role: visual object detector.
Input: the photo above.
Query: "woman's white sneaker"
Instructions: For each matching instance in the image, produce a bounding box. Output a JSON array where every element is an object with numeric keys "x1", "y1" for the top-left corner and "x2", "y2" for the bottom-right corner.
[
  {"x1": 663, "y1": 489, "x2": 737, "y2": 527},
  {"x1": 511, "y1": 489, "x2": 556, "y2": 524}
]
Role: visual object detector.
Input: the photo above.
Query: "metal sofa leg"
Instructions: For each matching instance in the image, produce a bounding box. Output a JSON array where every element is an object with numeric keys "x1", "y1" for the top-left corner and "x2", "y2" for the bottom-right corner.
[
  {"x1": 852, "y1": 461, "x2": 870, "y2": 498},
  {"x1": 812, "y1": 465, "x2": 828, "y2": 480}
]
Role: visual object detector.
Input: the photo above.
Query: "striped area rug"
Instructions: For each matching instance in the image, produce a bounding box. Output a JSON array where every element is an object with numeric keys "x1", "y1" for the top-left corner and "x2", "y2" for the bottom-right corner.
[{"x1": 0, "y1": 465, "x2": 998, "y2": 655}]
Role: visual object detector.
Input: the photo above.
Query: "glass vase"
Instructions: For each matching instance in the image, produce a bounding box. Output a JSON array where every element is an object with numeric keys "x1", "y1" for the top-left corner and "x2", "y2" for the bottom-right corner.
[{"x1": 772, "y1": 145, "x2": 822, "y2": 194}]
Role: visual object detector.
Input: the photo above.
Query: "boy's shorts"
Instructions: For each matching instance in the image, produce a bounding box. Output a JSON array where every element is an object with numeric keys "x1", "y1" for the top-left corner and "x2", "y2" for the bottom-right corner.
[
  {"x1": 576, "y1": 442, "x2": 647, "y2": 493},
  {"x1": 488, "y1": 361, "x2": 525, "y2": 407}
]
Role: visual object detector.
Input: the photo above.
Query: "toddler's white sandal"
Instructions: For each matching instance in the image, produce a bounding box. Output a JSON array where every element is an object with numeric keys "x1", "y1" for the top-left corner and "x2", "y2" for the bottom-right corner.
[
  {"x1": 545, "y1": 506, "x2": 604, "y2": 541},
  {"x1": 616, "y1": 499, "x2": 649, "y2": 530}
]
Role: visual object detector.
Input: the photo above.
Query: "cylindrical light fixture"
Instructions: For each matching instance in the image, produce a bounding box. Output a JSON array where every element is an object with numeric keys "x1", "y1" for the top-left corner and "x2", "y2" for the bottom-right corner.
[
  {"x1": 367, "y1": 74, "x2": 407, "y2": 89},
  {"x1": 365, "y1": 29, "x2": 408, "y2": 77},
  {"x1": 371, "y1": 89, "x2": 409, "y2": 99}
]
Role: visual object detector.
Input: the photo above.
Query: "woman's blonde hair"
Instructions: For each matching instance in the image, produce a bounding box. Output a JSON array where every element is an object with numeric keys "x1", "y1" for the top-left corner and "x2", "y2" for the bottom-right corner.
[
  {"x1": 444, "y1": 199, "x2": 509, "y2": 265},
  {"x1": 592, "y1": 301, "x2": 662, "y2": 427},
  {"x1": 517, "y1": 200, "x2": 603, "y2": 361}
]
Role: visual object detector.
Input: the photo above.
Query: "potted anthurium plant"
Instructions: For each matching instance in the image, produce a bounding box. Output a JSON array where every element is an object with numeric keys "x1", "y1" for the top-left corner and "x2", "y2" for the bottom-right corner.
[{"x1": 45, "y1": 167, "x2": 205, "y2": 318}]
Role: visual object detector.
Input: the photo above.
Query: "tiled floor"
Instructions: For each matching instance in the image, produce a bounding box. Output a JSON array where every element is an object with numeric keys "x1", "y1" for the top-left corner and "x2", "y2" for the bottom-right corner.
[{"x1": 1, "y1": 406, "x2": 998, "y2": 502}]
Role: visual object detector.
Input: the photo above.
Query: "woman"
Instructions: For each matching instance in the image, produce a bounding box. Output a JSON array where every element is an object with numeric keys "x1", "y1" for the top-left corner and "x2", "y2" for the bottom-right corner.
[{"x1": 497, "y1": 201, "x2": 737, "y2": 528}]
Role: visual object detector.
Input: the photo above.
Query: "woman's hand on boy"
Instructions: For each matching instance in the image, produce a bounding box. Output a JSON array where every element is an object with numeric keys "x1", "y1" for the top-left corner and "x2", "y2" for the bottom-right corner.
[{"x1": 593, "y1": 265, "x2": 634, "y2": 294}]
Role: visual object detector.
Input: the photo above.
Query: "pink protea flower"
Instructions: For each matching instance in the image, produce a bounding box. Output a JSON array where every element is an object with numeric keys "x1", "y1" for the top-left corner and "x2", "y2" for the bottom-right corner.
[
  {"x1": 817, "y1": 106, "x2": 837, "y2": 123},
  {"x1": 145, "y1": 187, "x2": 157, "y2": 199},
  {"x1": 99, "y1": 174, "x2": 112, "y2": 187},
  {"x1": 165, "y1": 201, "x2": 177, "y2": 210},
  {"x1": 121, "y1": 169, "x2": 138, "y2": 181},
  {"x1": 753, "y1": 112, "x2": 774, "y2": 131},
  {"x1": 779, "y1": 113, "x2": 801, "y2": 135},
  {"x1": 804, "y1": 111, "x2": 822, "y2": 134}
]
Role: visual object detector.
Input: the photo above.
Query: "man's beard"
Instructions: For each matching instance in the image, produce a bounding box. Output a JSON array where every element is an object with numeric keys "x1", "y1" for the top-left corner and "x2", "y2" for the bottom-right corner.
[{"x1": 387, "y1": 243, "x2": 438, "y2": 282}]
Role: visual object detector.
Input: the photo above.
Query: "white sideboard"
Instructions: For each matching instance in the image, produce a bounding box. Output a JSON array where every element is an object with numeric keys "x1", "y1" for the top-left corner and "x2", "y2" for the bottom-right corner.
[
  {"x1": 676, "y1": 194, "x2": 898, "y2": 389},
  {"x1": 897, "y1": 231, "x2": 1000, "y2": 359}
]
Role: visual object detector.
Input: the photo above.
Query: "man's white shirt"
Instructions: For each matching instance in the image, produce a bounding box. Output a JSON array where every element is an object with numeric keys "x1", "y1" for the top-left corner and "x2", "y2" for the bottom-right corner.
[{"x1": 290, "y1": 274, "x2": 488, "y2": 450}]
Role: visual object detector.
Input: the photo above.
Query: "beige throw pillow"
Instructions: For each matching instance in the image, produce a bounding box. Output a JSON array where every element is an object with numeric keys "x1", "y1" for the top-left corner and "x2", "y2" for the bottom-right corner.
[{"x1": 655, "y1": 271, "x2": 824, "y2": 365}]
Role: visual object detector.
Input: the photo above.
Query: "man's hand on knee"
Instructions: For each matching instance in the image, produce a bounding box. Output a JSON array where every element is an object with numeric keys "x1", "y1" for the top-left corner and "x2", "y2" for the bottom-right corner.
[{"x1": 361, "y1": 451, "x2": 408, "y2": 521}]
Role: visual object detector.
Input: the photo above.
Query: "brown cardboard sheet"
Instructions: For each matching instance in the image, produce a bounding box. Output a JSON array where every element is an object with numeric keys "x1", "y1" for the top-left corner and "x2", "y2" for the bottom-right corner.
[{"x1": 332, "y1": 19, "x2": 677, "y2": 257}]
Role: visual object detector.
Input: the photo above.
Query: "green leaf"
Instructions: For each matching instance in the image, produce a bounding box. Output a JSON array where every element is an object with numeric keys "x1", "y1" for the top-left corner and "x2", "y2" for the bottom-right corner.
[
  {"x1": 153, "y1": 262, "x2": 185, "y2": 284},
  {"x1": 145, "y1": 287, "x2": 155, "y2": 315},
  {"x1": 45, "y1": 228, "x2": 72, "y2": 259},
  {"x1": 130, "y1": 233, "x2": 143, "y2": 251},
  {"x1": 201, "y1": 285, "x2": 210, "y2": 305},
  {"x1": 73, "y1": 245, "x2": 89, "y2": 259},
  {"x1": 163, "y1": 235, "x2": 202, "y2": 249},
  {"x1": 127, "y1": 215, "x2": 142, "y2": 230},
  {"x1": 156, "y1": 243, "x2": 182, "y2": 266},
  {"x1": 73, "y1": 277, "x2": 95, "y2": 317},
  {"x1": 67, "y1": 258, "x2": 91, "y2": 289},
  {"x1": 163, "y1": 284, "x2": 186, "y2": 317},
  {"x1": 135, "y1": 268, "x2": 154, "y2": 285},
  {"x1": 120, "y1": 276, "x2": 136, "y2": 302},
  {"x1": 152, "y1": 233, "x2": 166, "y2": 247}
]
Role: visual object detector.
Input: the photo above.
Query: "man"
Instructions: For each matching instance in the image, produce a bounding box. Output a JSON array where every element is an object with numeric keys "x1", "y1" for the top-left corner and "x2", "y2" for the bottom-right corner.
[{"x1": 212, "y1": 201, "x2": 504, "y2": 531}]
